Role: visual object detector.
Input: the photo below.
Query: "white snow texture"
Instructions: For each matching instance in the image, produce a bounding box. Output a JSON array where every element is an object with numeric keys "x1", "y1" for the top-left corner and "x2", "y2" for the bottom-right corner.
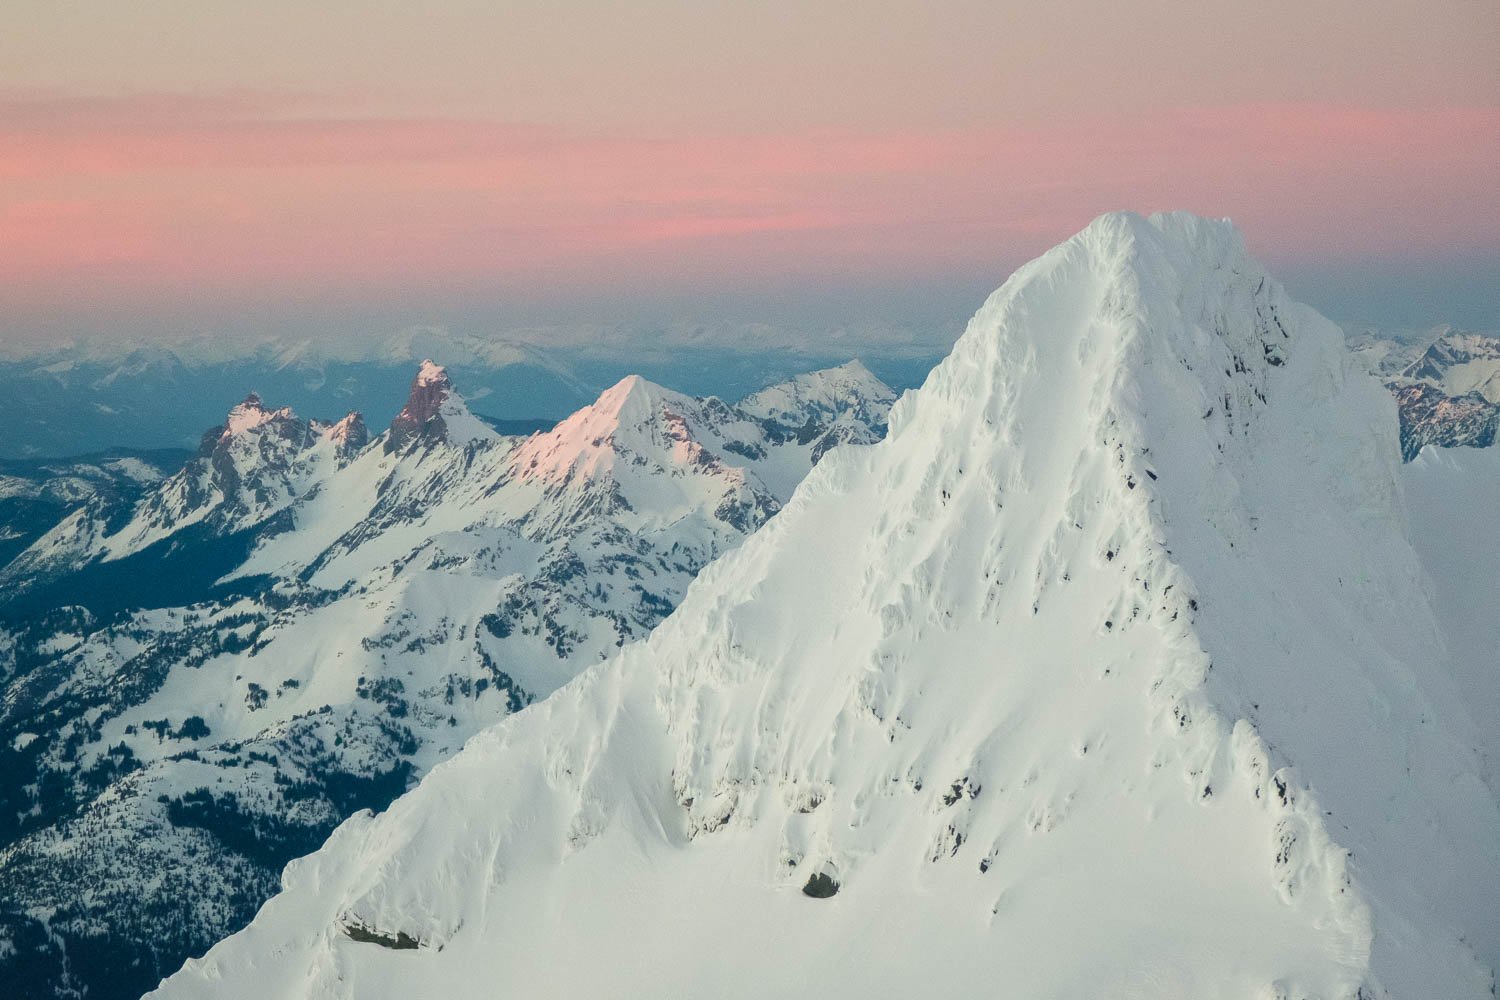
[{"x1": 153, "y1": 212, "x2": 1499, "y2": 1000}]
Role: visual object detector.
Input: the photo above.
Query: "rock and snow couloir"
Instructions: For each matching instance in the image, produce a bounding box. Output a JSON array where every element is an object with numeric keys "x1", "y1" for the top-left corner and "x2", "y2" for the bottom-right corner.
[{"x1": 153, "y1": 212, "x2": 1499, "y2": 999}]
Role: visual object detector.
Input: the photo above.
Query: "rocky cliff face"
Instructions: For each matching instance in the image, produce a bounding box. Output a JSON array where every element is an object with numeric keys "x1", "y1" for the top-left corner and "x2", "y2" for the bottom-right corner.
[
  {"x1": 1389, "y1": 382, "x2": 1498, "y2": 459},
  {"x1": 1350, "y1": 329, "x2": 1500, "y2": 459},
  {"x1": 383, "y1": 361, "x2": 498, "y2": 454}
]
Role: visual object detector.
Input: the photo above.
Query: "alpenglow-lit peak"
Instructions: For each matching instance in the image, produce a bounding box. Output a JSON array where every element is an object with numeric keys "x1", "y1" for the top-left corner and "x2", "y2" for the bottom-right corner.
[
  {"x1": 385, "y1": 360, "x2": 499, "y2": 453},
  {"x1": 221, "y1": 392, "x2": 296, "y2": 440}
]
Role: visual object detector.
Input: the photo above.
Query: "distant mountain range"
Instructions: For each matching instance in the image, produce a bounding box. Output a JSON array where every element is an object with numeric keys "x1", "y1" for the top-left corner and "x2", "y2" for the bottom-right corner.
[
  {"x1": 1348, "y1": 327, "x2": 1500, "y2": 459},
  {"x1": 0, "y1": 357, "x2": 895, "y2": 1000},
  {"x1": 0, "y1": 327, "x2": 941, "y2": 460},
  {"x1": 5, "y1": 321, "x2": 1490, "y2": 469}
]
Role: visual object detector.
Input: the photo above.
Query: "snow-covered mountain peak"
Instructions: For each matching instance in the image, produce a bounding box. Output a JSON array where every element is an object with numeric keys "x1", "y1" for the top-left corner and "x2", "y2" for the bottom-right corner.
[
  {"x1": 414, "y1": 358, "x2": 448, "y2": 387},
  {"x1": 320, "y1": 411, "x2": 370, "y2": 455},
  {"x1": 220, "y1": 392, "x2": 296, "y2": 441},
  {"x1": 384, "y1": 359, "x2": 499, "y2": 454},
  {"x1": 510, "y1": 374, "x2": 695, "y2": 482},
  {"x1": 738, "y1": 358, "x2": 896, "y2": 430},
  {"x1": 501, "y1": 374, "x2": 783, "y2": 544},
  {"x1": 586, "y1": 372, "x2": 669, "y2": 423},
  {"x1": 157, "y1": 213, "x2": 1498, "y2": 998},
  {"x1": 889, "y1": 211, "x2": 1280, "y2": 437}
]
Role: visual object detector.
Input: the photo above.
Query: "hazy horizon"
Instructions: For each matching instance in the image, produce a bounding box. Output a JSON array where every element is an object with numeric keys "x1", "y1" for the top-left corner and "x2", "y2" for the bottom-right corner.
[{"x1": 2, "y1": 2, "x2": 1496, "y2": 349}]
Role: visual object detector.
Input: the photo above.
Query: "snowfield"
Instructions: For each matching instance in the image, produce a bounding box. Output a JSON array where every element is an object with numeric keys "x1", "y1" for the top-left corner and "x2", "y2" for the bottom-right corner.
[{"x1": 151, "y1": 213, "x2": 1500, "y2": 999}]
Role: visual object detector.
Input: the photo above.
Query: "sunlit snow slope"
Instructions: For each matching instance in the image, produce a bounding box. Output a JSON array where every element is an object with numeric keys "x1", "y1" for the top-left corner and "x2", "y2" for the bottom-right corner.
[{"x1": 155, "y1": 213, "x2": 1499, "y2": 1000}]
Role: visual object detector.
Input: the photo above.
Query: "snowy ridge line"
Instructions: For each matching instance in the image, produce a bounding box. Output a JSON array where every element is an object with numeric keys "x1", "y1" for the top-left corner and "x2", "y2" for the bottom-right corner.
[
  {"x1": 152, "y1": 213, "x2": 1496, "y2": 999},
  {"x1": 1057, "y1": 221, "x2": 1372, "y2": 962},
  {"x1": 1056, "y1": 215, "x2": 1490, "y2": 996},
  {"x1": 657, "y1": 210, "x2": 1371, "y2": 977}
]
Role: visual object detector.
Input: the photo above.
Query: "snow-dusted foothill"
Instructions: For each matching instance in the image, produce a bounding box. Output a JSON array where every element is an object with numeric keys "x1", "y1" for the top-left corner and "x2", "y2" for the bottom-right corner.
[
  {"x1": 0, "y1": 392, "x2": 368, "y2": 612},
  {"x1": 155, "y1": 212, "x2": 1498, "y2": 1000},
  {"x1": 0, "y1": 360, "x2": 893, "y2": 1000},
  {"x1": 0, "y1": 449, "x2": 188, "y2": 568}
]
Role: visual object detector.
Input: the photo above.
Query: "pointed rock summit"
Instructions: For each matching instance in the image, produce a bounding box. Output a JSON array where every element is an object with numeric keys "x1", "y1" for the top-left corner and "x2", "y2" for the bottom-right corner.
[
  {"x1": 154, "y1": 213, "x2": 1498, "y2": 1000},
  {"x1": 323, "y1": 411, "x2": 370, "y2": 457},
  {"x1": 206, "y1": 392, "x2": 298, "y2": 450},
  {"x1": 385, "y1": 360, "x2": 452, "y2": 452},
  {"x1": 510, "y1": 374, "x2": 695, "y2": 482},
  {"x1": 385, "y1": 360, "x2": 496, "y2": 453}
]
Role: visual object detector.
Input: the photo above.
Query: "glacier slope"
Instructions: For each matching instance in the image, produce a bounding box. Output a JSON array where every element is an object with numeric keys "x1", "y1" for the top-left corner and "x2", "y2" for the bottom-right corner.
[{"x1": 156, "y1": 213, "x2": 1498, "y2": 999}]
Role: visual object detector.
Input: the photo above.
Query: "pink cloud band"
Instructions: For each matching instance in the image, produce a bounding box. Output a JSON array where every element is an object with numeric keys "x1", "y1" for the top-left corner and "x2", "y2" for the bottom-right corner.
[{"x1": 1, "y1": 94, "x2": 1495, "y2": 309}]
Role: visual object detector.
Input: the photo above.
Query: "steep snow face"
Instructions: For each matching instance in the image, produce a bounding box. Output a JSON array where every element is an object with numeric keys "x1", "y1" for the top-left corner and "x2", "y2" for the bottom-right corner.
[
  {"x1": 157, "y1": 214, "x2": 1498, "y2": 999},
  {"x1": 1404, "y1": 446, "x2": 1500, "y2": 789}
]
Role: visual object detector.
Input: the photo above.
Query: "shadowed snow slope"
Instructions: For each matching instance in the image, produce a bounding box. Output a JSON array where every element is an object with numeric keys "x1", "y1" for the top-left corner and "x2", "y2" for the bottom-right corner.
[
  {"x1": 154, "y1": 213, "x2": 1498, "y2": 1000},
  {"x1": 1404, "y1": 445, "x2": 1500, "y2": 790}
]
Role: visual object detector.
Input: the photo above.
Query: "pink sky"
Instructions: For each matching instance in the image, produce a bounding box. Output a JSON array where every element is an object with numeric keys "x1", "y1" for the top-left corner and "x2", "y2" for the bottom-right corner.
[{"x1": 1, "y1": 2, "x2": 1496, "y2": 341}]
